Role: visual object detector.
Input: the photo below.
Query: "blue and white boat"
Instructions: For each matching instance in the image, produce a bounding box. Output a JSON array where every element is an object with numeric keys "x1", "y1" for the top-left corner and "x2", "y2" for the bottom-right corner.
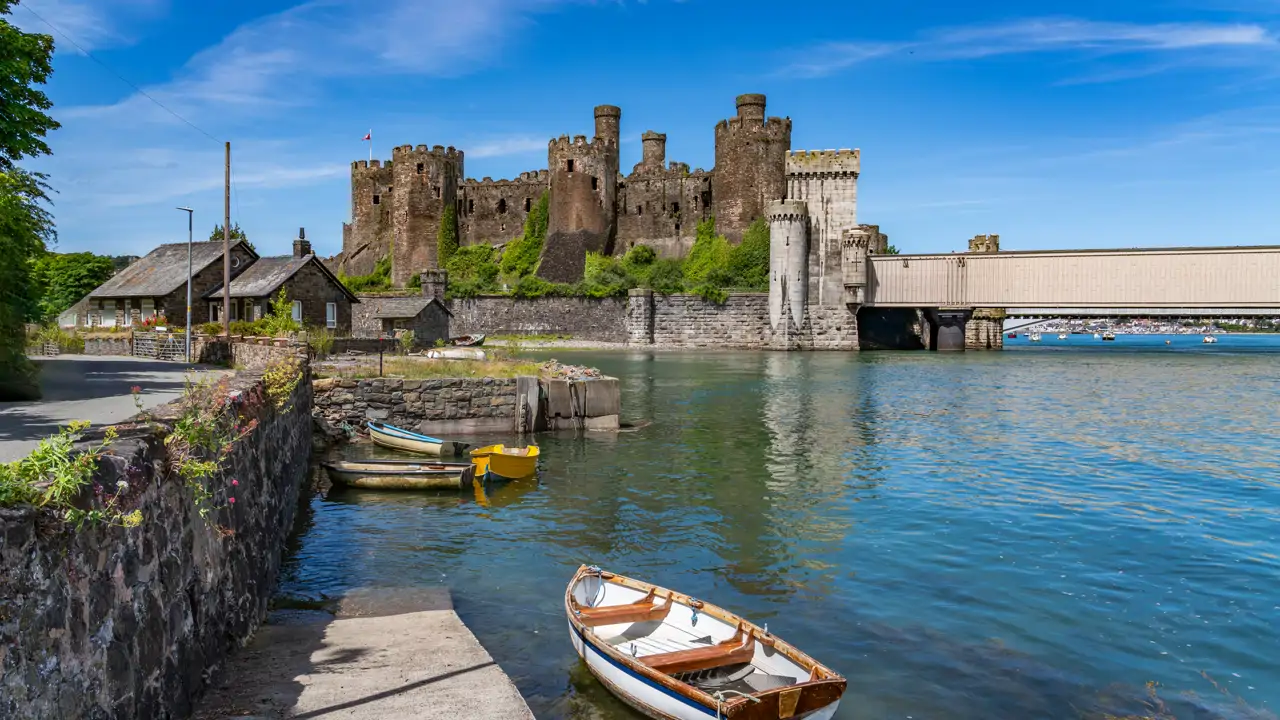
[
  {"x1": 367, "y1": 421, "x2": 469, "y2": 456},
  {"x1": 565, "y1": 565, "x2": 845, "y2": 720}
]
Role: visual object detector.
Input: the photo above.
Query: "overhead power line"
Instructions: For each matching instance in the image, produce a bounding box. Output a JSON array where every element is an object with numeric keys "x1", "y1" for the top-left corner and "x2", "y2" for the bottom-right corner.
[{"x1": 17, "y1": 1, "x2": 222, "y2": 145}]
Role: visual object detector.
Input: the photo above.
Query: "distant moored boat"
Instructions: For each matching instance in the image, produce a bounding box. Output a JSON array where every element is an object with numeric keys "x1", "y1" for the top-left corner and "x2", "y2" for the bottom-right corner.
[
  {"x1": 1102, "y1": 332, "x2": 1116, "y2": 341},
  {"x1": 1202, "y1": 335, "x2": 1218, "y2": 344}
]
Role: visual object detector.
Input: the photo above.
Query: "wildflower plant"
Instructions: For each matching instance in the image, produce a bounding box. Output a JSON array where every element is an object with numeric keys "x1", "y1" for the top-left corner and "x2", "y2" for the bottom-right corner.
[{"x1": 165, "y1": 374, "x2": 258, "y2": 520}]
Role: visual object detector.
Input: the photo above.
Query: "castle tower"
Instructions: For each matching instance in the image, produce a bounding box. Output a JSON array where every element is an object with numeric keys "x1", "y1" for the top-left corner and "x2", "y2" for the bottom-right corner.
[
  {"x1": 634, "y1": 131, "x2": 667, "y2": 174},
  {"x1": 390, "y1": 144, "x2": 463, "y2": 287},
  {"x1": 968, "y1": 234, "x2": 999, "y2": 253},
  {"x1": 767, "y1": 199, "x2": 809, "y2": 335},
  {"x1": 713, "y1": 94, "x2": 792, "y2": 243},
  {"x1": 786, "y1": 150, "x2": 860, "y2": 307},
  {"x1": 541, "y1": 107, "x2": 621, "y2": 282},
  {"x1": 342, "y1": 159, "x2": 394, "y2": 276},
  {"x1": 841, "y1": 226, "x2": 873, "y2": 305}
]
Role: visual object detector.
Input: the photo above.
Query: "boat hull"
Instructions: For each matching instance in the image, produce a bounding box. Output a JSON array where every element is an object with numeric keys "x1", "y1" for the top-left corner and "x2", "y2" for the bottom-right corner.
[
  {"x1": 368, "y1": 422, "x2": 467, "y2": 456},
  {"x1": 565, "y1": 566, "x2": 844, "y2": 720},
  {"x1": 470, "y1": 444, "x2": 539, "y2": 480},
  {"x1": 323, "y1": 461, "x2": 474, "y2": 490}
]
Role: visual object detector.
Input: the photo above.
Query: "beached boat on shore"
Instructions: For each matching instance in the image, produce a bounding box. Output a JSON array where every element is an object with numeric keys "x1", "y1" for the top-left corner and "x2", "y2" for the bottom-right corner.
[
  {"x1": 323, "y1": 459, "x2": 475, "y2": 490},
  {"x1": 470, "y1": 444, "x2": 539, "y2": 480},
  {"x1": 448, "y1": 334, "x2": 486, "y2": 347},
  {"x1": 368, "y1": 421, "x2": 469, "y2": 456},
  {"x1": 565, "y1": 565, "x2": 846, "y2": 720}
]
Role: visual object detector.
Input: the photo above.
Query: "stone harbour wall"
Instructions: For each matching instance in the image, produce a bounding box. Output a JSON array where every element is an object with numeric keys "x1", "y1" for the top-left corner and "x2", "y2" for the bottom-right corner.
[
  {"x1": 314, "y1": 376, "x2": 519, "y2": 434},
  {"x1": 0, "y1": 348, "x2": 313, "y2": 720},
  {"x1": 449, "y1": 296, "x2": 628, "y2": 341},
  {"x1": 627, "y1": 292, "x2": 773, "y2": 348},
  {"x1": 966, "y1": 312, "x2": 1005, "y2": 350}
]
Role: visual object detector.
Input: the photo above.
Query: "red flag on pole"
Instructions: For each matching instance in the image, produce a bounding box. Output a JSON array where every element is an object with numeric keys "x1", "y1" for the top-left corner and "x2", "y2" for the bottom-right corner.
[{"x1": 362, "y1": 132, "x2": 371, "y2": 141}]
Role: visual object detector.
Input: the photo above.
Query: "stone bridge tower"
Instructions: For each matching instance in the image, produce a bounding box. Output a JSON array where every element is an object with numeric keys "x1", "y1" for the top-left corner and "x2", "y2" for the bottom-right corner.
[
  {"x1": 713, "y1": 94, "x2": 791, "y2": 243},
  {"x1": 767, "y1": 200, "x2": 809, "y2": 346}
]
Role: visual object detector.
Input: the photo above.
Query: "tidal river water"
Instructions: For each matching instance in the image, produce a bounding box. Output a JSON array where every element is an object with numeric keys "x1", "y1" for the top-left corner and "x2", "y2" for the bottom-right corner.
[{"x1": 281, "y1": 337, "x2": 1280, "y2": 719}]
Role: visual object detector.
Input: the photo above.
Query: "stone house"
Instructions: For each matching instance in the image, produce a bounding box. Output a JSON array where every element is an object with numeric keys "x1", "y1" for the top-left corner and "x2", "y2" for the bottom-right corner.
[
  {"x1": 205, "y1": 233, "x2": 359, "y2": 333},
  {"x1": 85, "y1": 240, "x2": 258, "y2": 328},
  {"x1": 353, "y1": 296, "x2": 451, "y2": 346}
]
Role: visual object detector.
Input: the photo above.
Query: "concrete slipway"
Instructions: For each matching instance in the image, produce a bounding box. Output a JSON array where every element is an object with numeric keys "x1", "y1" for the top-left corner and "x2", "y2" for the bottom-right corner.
[{"x1": 194, "y1": 587, "x2": 533, "y2": 720}]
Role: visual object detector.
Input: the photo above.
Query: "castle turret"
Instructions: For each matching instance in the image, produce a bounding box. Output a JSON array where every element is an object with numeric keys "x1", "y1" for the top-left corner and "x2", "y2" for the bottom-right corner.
[
  {"x1": 390, "y1": 144, "x2": 463, "y2": 286},
  {"x1": 713, "y1": 94, "x2": 792, "y2": 243},
  {"x1": 969, "y1": 234, "x2": 999, "y2": 253},
  {"x1": 634, "y1": 131, "x2": 667, "y2": 174},
  {"x1": 542, "y1": 107, "x2": 621, "y2": 282},
  {"x1": 767, "y1": 199, "x2": 809, "y2": 333},
  {"x1": 787, "y1": 149, "x2": 861, "y2": 306},
  {"x1": 342, "y1": 159, "x2": 395, "y2": 276}
]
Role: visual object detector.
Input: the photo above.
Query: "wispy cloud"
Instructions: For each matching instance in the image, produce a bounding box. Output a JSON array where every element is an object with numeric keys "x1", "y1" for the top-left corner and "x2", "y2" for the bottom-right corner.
[
  {"x1": 783, "y1": 17, "x2": 1278, "y2": 78},
  {"x1": 466, "y1": 136, "x2": 550, "y2": 159},
  {"x1": 10, "y1": 0, "x2": 164, "y2": 52}
]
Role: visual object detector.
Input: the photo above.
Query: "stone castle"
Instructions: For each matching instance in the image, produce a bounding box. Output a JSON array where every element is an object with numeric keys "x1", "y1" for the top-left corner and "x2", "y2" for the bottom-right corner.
[{"x1": 333, "y1": 94, "x2": 879, "y2": 276}]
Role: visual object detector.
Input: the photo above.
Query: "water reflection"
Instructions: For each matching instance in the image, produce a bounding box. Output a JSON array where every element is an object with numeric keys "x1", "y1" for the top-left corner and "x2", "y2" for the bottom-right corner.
[{"x1": 280, "y1": 343, "x2": 1280, "y2": 719}]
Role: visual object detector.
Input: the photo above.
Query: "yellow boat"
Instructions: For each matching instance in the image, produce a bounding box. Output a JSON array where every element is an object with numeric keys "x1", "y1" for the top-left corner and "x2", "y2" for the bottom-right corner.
[{"x1": 470, "y1": 444, "x2": 539, "y2": 480}]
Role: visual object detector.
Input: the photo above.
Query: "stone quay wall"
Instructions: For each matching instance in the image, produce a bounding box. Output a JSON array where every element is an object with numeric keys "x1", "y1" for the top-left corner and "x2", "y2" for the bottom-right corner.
[
  {"x1": 448, "y1": 296, "x2": 628, "y2": 341},
  {"x1": 0, "y1": 346, "x2": 313, "y2": 720},
  {"x1": 314, "y1": 376, "x2": 519, "y2": 435},
  {"x1": 625, "y1": 291, "x2": 773, "y2": 348}
]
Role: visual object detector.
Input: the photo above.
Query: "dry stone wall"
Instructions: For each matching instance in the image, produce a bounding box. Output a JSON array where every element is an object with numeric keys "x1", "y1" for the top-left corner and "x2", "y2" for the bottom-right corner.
[
  {"x1": 449, "y1": 296, "x2": 628, "y2": 342},
  {"x1": 314, "y1": 376, "x2": 519, "y2": 435},
  {"x1": 0, "y1": 347, "x2": 312, "y2": 720}
]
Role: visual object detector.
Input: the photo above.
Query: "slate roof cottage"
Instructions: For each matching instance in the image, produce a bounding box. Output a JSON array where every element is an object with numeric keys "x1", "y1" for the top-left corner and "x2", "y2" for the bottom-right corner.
[
  {"x1": 87, "y1": 239, "x2": 258, "y2": 328},
  {"x1": 205, "y1": 229, "x2": 359, "y2": 333}
]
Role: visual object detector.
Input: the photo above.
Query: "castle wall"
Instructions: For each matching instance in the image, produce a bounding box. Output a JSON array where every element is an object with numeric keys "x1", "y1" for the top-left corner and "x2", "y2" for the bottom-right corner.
[
  {"x1": 390, "y1": 145, "x2": 463, "y2": 287},
  {"x1": 343, "y1": 160, "x2": 394, "y2": 276},
  {"x1": 541, "y1": 127, "x2": 619, "y2": 282},
  {"x1": 615, "y1": 168, "x2": 712, "y2": 258},
  {"x1": 459, "y1": 171, "x2": 549, "y2": 247},
  {"x1": 712, "y1": 94, "x2": 791, "y2": 243},
  {"x1": 787, "y1": 149, "x2": 860, "y2": 307},
  {"x1": 449, "y1": 296, "x2": 628, "y2": 341}
]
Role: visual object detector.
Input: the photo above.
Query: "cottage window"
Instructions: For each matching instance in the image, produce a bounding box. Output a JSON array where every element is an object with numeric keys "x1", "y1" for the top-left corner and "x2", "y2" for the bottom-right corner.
[
  {"x1": 372, "y1": 194, "x2": 380, "y2": 205},
  {"x1": 141, "y1": 299, "x2": 155, "y2": 320},
  {"x1": 229, "y1": 301, "x2": 240, "y2": 322},
  {"x1": 253, "y1": 303, "x2": 263, "y2": 321},
  {"x1": 122, "y1": 304, "x2": 133, "y2": 327},
  {"x1": 292, "y1": 300, "x2": 303, "y2": 322},
  {"x1": 209, "y1": 303, "x2": 220, "y2": 323},
  {"x1": 326, "y1": 302, "x2": 337, "y2": 329}
]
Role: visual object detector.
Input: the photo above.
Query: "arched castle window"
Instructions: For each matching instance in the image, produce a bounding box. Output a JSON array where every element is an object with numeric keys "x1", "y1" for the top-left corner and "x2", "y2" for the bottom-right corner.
[
  {"x1": 433, "y1": 186, "x2": 440, "y2": 199},
  {"x1": 416, "y1": 163, "x2": 424, "y2": 174},
  {"x1": 671, "y1": 202, "x2": 680, "y2": 217},
  {"x1": 468, "y1": 199, "x2": 474, "y2": 214},
  {"x1": 591, "y1": 176, "x2": 598, "y2": 191},
  {"x1": 567, "y1": 159, "x2": 575, "y2": 172},
  {"x1": 498, "y1": 199, "x2": 507, "y2": 214},
  {"x1": 524, "y1": 198, "x2": 531, "y2": 212},
  {"x1": 637, "y1": 204, "x2": 643, "y2": 216},
  {"x1": 372, "y1": 194, "x2": 380, "y2": 205}
]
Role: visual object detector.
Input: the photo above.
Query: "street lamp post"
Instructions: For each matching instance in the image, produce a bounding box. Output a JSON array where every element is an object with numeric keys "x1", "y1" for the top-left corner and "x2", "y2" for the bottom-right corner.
[{"x1": 177, "y1": 207, "x2": 194, "y2": 363}]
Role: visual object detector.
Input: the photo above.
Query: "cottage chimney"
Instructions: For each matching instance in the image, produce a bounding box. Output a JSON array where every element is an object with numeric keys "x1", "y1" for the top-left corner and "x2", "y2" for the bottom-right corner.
[
  {"x1": 420, "y1": 269, "x2": 448, "y2": 301},
  {"x1": 293, "y1": 227, "x2": 311, "y2": 258}
]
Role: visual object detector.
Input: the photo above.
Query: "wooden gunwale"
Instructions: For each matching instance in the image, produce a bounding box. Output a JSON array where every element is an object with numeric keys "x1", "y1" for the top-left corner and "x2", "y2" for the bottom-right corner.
[{"x1": 564, "y1": 565, "x2": 845, "y2": 718}]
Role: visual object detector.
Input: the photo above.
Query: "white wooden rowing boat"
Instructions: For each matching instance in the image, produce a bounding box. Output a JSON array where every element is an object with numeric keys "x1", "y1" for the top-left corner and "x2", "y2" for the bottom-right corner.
[
  {"x1": 565, "y1": 565, "x2": 845, "y2": 720},
  {"x1": 367, "y1": 421, "x2": 469, "y2": 456}
]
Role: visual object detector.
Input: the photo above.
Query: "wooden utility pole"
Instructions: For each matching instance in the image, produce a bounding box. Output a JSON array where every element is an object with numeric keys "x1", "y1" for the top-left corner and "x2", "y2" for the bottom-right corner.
[{"x1": 223, "y1": 141, "x2": 231, "y2": 338}]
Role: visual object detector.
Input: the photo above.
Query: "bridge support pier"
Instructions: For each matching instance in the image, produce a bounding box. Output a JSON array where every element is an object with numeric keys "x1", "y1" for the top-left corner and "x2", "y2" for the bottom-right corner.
[{"x1": 925, "y1": 309, "x2": 973, "y2": 352}]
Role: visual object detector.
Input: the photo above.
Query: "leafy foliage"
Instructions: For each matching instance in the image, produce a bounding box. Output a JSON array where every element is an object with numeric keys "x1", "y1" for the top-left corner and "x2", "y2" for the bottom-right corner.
[
  {"x1": 209, "y1": 222, "x2": 251, "y2": 250},
  {"x1": 338, "y1": 254, "x2": 392, "y2": 292},
  {"x1": 683, "y1": 218, "x2": 732, "y2": 286},
  {"x1": 726, "y1": 218, "x2": 770, "y2": 291},
  {"x1": 397, "y1": 330, "x2": 415, "y2": 353},
  {"x1": 261, "y1": 289, "x2": 302, "y2": 337},
  {"x1": 0, "y1": 421, "x2": 139, "y2": 528},
  {"x1": 0, "y1": 2, "x2": 59, "y2": 169},
  {"x1": 30, "y1": 252, "x2": 114, "y2": 321},
  {"x1": 437, "y1": 204, "x2": 458, "y2": 266},
  {"x1": 884, "y1": 243, "x2": 901, "y2": 255},
  {"x1": 499, "y1": 190, "x2": 549, "y2": 278},
  {"x1": 165, "y1": 375, "x2": 258, "y2": 521},
  {"x1": 445, "y1": 244, "x2": 501, "y2": 298},
  {"x1": 308, "y1": 326, "x2": 335, "y2": 358},
  {"x1": 581, "y1": 252, "x2": 637, "y2": 298}
]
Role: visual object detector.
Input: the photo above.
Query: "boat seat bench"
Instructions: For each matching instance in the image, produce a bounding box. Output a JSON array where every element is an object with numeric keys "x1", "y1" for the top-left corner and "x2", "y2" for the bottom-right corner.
[
  {"x1": 640, "y1": 635, "x2": 756, "y2": 675},
  {"x1": 576, "y1": 591, "x2": 673, "y2": 628}
]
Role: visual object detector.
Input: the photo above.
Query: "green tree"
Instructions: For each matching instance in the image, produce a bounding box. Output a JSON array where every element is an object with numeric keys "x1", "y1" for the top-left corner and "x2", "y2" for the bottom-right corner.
[
  {"x1": 883, "y1": 244, "x2": 900, "y2": 255},
  {"x1": 0, "y1": 2, "x2": 59, "y2": 400},
  {"x1": 499, "y1": 190, "x2": 549, "y2": 278},
  {"x1": 261, "y1": 289, "x2": 301, "y2": 337},
  {"x1": 210, "y1": 222, "x2": 252, "y2": 250},
  {"x1": 437, "y1": 204, "x2": 458, "y2": 267},
  {"x1": 31, "y1": 252, "x2": 114, "y2": 321}
]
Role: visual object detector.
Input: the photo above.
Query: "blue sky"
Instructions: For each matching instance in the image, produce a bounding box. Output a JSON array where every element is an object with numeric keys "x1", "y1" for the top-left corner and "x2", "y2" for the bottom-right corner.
[{"x1": 11, "y1": 0, "x2": 1280, "y2": 259}]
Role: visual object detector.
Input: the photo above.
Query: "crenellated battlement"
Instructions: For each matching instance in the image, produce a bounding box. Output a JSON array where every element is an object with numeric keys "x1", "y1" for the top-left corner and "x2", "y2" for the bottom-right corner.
[
  {"x1": 548, "y1": 133, "x2": 615, "y2": 155},
  {"x1": 352, "y1": 159, "x2": 390, "y2": 170},
  {"x1": 968, "y1": 234, "x2": 1000, "y2": 253},
  {"x1": 462, "y1": 170, "x2": 550, "y2": 188},
  {"x1": 714, "y1": 115, "x2": 792, "y2": 139},
  {"x1": 787, "y1": 148, "x2": 861, "y2": 176},
  {"x1": 766, "y1": 199, "x2": 809, "y2": 223},
  {"x1": 391, "y1": 144, "x2": 464, "y2": 164}
]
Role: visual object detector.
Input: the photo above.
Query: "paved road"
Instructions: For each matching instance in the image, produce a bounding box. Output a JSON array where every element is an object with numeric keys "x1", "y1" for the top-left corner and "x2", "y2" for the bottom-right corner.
[{"x1": 0, "y1": 355, "x2": 223, "y2": 462}]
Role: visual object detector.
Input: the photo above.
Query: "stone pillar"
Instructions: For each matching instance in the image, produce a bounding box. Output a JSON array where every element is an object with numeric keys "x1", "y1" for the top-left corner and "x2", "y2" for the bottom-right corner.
[
  {"x1": 626, "y1": 288, "x2": 654, "y2": 345},
  {"x1": 966, "y1": 234, "x2": 1004, "y2": 350},
  {"x1": 767, "y1": 200, "x2": 809, "y2": 337},
  {"x1": 927, "y1": 309, "x2": 973, "y2": 352},
  {"x1": 420, "y1": 269, "x2": 448, "y2": 301}
]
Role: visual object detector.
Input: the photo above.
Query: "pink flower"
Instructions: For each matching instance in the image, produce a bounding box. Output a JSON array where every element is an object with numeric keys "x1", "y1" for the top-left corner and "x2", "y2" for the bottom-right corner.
[
  {"x1": 231, "y1": 480, "x2": 239, "y2": 487},
  {"x1": 228, "y1": 497, "x2": 236, "y2": 504},
  {"x1": 131, "y1": 386, "x2": 142, "y2": 394}
]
